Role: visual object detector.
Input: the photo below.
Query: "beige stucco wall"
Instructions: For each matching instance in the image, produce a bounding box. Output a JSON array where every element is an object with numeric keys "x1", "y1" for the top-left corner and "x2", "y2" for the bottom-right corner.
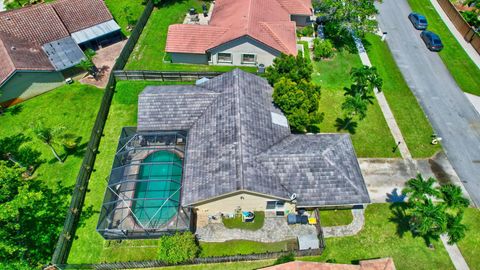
[
  {"x1": 0, "y1": 71, "x2": 64, "y2": 104},
  {"x1": 208, "y1": 36, "x2": 281, "y2": 67},
  {"x1": 193, "y1": 191, "x2": 296, "y2": 216},
  {"x1": 170, "y1": 52, "x2": 208, "y2": 65}
]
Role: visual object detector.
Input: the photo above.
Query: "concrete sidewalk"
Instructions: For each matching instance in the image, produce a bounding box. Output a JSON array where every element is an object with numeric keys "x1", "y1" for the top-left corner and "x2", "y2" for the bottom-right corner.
[
  {"x1": 430, "y1": 0, "x2": 480, "y2": 68},
  {"x1": 440, "y1": 234, "x2": 471, "y2": 270}
]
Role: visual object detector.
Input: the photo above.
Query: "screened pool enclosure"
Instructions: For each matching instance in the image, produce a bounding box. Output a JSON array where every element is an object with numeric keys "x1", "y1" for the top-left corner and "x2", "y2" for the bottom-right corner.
[{"x1": 97, "y1": 128, "x2": 191, "y2": 239}]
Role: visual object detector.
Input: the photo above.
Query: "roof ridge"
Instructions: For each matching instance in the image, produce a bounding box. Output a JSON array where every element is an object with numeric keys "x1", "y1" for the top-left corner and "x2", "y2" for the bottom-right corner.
[
  {"x1": 260, "y1": 22, "x2": 290, "y2": 54},
  {"x1": 234, "y1": 71, "x2": 246, "y2": 190}
]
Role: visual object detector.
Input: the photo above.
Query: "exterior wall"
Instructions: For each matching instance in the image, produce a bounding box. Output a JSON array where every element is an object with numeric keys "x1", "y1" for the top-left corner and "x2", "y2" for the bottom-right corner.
[
  {"x1": 209, "y1": 36, "x2": 281, "y2": 67},
  {"x1": 79, "y1": 30, "x2": 124, "y2": 51},
  {"x1": 193, "y1": 191, "x2": 296, "y2": 216},
  {"x1": 170, "y1": 52, "x2": 209, "y2": 65},
  {"x1": 291, "y1": 15, "x2": 311, "y2": 27},
  {"x1": 0, "y1": 71, "x2": 64, "y2": 105}
]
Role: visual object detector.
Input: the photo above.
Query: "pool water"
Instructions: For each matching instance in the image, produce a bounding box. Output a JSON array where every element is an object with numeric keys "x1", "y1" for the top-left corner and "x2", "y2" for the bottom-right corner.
[{"x1": 132, "y1": 151, "x2": 182, "y2": 226}]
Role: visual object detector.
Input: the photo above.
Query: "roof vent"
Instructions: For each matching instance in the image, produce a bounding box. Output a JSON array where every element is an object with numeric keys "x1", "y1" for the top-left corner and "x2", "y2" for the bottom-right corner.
[
  {"x1": 5, "y1": 17, "x2": 11, "y2": 21},
  {"x1": 10, "y1": 46, "x2": 16, "y2": 51}
]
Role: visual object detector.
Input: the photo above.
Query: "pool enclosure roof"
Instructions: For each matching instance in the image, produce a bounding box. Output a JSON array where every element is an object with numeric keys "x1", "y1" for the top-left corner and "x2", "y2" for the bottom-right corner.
[
  {"x1": 97, "y1": 128, "x2": 191, "y2": 239},
  {"x1": 137, "y1": 69, "x2": 370, "y2": 207}
]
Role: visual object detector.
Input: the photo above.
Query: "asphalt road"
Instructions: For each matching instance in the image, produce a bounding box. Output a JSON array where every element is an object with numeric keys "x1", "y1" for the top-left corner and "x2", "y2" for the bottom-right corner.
[{"x1": 376, "y1": 0, "x2": 480, "y2": 206}]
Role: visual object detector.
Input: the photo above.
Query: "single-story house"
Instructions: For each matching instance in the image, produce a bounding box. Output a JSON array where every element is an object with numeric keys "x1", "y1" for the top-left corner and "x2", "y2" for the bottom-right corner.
[
  {"x1": 97, "y1": 69, "x2": 370, "y2": 239},
  {"x1": 165, "y1": 0, "x2": 313, "y2": 67},
  {"x1": 0, "y1": 0, "x2": 122, "y2": 106}
]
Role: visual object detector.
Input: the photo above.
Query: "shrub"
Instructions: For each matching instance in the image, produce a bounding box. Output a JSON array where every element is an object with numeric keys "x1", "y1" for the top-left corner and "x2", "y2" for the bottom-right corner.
[
  {"x1": 297, "y1": 25, "x2": 314, "y2": 37},
  {"x1": 313, "y1": 39, "x2": 334, "y2": 60},
  {"x1": 274, "y1": 253, "x2": 295, "y2": 265},
  {"x1": 157, "y1": 232, "x2": 199, "y2": 264}
]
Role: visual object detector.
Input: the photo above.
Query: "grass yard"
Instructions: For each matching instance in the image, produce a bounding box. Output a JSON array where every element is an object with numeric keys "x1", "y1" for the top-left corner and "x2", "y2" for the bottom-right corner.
[
  {"x1": 319, "y1": 209, "x2": 354, "y2": 227},
  {"x1": 125, "y1": 0, "x2": 256, "y2": 72},
  {"x1": 222, "y1": 212, "x2": 265, "y2": 231},
  {"x1": 364, "y1": 34, "x2": 441, "y2": 158},
  {"x1": 303, "y1": 204, "x2": 455, "y2": 270},
  {"x1": 457, "y1": 208, "x2": 480, "y2": 270},
  {"x1": 407, "y1": 0, "x2": 480, "y2": 96},
  {"x1": 0, "y1": 83, "x2": 102, "y2": 187},
  {"x1": 67, "y1": 80, "x2": 191, "y2": 263},
  {"x1": 312, "y1": 50, "x2": 400, "y2": 158},
  {"x1": 199, "y1": 240, "x2": 296, "y2": 257},
  {"x1": 104, "y1": 0, "x2": 146, "y2": 35}
]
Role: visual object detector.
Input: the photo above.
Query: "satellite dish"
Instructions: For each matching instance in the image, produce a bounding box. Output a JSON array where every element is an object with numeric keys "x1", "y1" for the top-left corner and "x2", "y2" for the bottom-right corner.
[{"x1": 290, "y1": 193, "x2": 297, "y2": 201}]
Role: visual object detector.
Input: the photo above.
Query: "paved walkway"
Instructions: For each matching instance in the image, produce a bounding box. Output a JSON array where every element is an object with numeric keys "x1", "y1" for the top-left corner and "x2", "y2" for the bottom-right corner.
[
  {"x1": 323, "y1": 208, "x2": 365, "y2": 238},
  {"x1": 430, "y1": 0, "x2": 480, "y2": 68},
  {"x1": 440, "y1": 234, "x2": 470, "y2": 270},
  {"x1": 355, "y1": 37, "x2": 412, "y2": 160},
  {"x1": 196, "y1": 217, "x2": 317, "y2": 242},
  {"x1": 465, "y1": 93, "x2": 480, "y2": 115}
]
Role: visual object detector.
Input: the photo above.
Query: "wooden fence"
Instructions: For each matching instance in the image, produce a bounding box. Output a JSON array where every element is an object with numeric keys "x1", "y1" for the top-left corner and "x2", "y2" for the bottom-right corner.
[
  {"x1": 113, "y1": 70, "x2": 224, "y2": 82},
  {"x1": 53, "y1": 248, "x2": 323, "y2": 270},
  {"x1": 436, "y1": 0, "x2": 480, "y2": 55}
]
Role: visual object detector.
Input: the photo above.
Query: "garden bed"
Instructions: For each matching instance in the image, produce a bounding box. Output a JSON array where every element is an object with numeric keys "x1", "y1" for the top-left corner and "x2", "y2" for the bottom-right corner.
[
  {"x1": 319, "y1": 209, "x2": 353, "y2": 227},
  {"x1": 222, "y1": 211, "x2": 265, "y2": 231}
]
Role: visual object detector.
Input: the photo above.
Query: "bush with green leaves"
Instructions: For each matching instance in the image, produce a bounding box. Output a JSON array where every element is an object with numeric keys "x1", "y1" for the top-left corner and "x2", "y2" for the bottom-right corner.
[
  {"x1": 265, "y1": 53, "x2": 313, "y2": 86},
  {"x1": 297, "y1": 25, "x2": 314, "y2": 37},
  {"x1": 313, "y1": 39, "x2": 334, "y2": 60},
  {"x1": 274, "y1": 253, "x2": 295, "y2": 265},
  {"x1": 157, "y1": 232, "x2": 199, "y2": 264}
]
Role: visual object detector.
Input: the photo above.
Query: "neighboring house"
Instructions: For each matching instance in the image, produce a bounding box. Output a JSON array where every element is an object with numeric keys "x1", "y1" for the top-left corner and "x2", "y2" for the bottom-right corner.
[
  {"x1": 97, "y1": 69, "x2": 370, "y2": 239},
  {"x1": 0, "y1": 0, "x2": 122, "y2": 106},
  {"x1": 261, "y1": 258, "x2": 396, "y2": 270},
  {"x1": 165, "y1": 0, "x2": 313, "y2": 67}
]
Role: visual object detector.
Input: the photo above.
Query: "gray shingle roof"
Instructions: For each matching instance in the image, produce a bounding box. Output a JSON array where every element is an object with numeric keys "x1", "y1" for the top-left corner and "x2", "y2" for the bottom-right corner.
[{"x1": 137, "y1": 69, "x2": 370, "y2": 207}]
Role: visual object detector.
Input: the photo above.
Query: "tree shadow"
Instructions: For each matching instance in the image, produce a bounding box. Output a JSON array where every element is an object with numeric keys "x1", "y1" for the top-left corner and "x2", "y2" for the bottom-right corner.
[
  {"x1": 6, "y1": 104, "x2": 23, "y2": 116},
  {"x1": 386, "y1": 188, "x2": 406, "y2": 203},
  {"x1": 335, "y1": 117, "x2": 358, "y2": 134},
  {"x1": 388, "y1": 202, "x2": 410, "y2": 238}
]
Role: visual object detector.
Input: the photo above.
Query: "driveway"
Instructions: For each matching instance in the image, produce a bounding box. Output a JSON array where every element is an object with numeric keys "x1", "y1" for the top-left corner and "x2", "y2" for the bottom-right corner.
[{"x1": 376, "y1": 0, "x2": 480, "y2": 206}]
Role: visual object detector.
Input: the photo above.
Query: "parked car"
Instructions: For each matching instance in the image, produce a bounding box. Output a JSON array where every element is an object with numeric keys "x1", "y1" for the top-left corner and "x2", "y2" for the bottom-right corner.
[
  {"x1": 420, "y1": 30, "x2": 444, "y2": 51},
  {"x1": 408, "y1": 12, "x2": 428, "y2": 30}
]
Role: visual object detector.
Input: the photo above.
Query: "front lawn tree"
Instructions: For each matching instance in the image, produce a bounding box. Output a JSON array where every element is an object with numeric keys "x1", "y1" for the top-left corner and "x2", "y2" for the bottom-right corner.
[
  {"x1": 315, "y1": 0, "x2": 378, "y2": 37},
  {"x1": 265, "y1": 52, "x2": 313, "y2": 86},
  {"x1": 32, "y1": 123, "x2": 65, "y2": 163},
  {"x1": 401, "y1": 174, "x2": 470, "y2": 245},
  {"x1": 76, "y1": 49, "x2": 97, "y2": 78}
]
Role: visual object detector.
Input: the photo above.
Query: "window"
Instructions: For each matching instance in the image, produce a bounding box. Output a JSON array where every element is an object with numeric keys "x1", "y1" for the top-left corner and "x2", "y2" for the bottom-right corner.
[
  {"x1": 207, "y1": 52, "x2": 212, "y2": 63},
  {"x1": 266, "y1": 201, "x2": 285, "y2": 216},
  {"x1": 242, "y1": 53, "x2": 256, "y2": 64},
  {"x1": 218, "y1": 53, "x2": 232, "y2": 63}
]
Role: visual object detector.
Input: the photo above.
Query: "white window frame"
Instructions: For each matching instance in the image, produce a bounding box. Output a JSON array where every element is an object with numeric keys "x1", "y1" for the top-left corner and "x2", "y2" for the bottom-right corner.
[
  {"x1": 217, "y1": 53, "x2": 232, "y2": 63},
  {"x1": 241, "y1": 53, "x2": 256, "y2": 64}
]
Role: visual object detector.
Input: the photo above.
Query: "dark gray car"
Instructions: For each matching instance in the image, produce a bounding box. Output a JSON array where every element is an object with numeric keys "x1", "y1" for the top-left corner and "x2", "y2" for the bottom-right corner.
[
  {"x1": 420, "y1": 30, "x2": 444, "y2": 51},
  {"x1": 408, "y1": 12, "x2": 428, "y2": 30}
]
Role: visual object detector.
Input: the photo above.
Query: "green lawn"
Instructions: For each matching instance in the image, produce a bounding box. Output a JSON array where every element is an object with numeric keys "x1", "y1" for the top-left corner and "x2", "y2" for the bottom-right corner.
[
  {"x1": 67, "y1": 81, "x2": 190, "y2": 263},
  {"x1": 0, "y1": 83, "x2": 102, "y2": 188},
  {"x1": 364, "y1": 34, "x2": 441, "y2": 158},
  {"x1": 104, "y1": 0, "x2": 146, "y2": 35},
  {"x1": 199, "y1": 240, "x2": 296, "y2": 257},
  {"x1": 457, "y1": 208, "x2": 480, "y2": 270},
  {"x1": 313, "y1": 50, "x2": 400, "y2": 158},
  {"x1": 125, "y1": 0, "x2": 256, "y2": 72},
  {"x1": 223, "y1": 212, "x2": 265, "y2": 231},
  {"x1": 298, "y1": 41, "x2": 311, "y2": 60},
  {"x1": 304, "y1": 204, "x2": 455, "y2": 270},
  {"x1": 319, "y1": 209, "x2": 353, "y2": 227},
  {"x1": 407, "y1": 0, "x2": 480, "y2": 96}
]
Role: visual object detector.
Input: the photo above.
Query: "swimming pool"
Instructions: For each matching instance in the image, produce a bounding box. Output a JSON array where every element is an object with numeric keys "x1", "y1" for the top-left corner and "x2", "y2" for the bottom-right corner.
[{"x1": 132, "y1": 150, "x2": 183, "y2": 226}]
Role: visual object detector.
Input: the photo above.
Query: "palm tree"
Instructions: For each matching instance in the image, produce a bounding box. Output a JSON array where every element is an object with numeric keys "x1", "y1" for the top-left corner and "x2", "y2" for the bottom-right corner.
[
  {"x1": 402, "y1": 174, "x2": 440, "y2": 205},
  {"x1": 334, "y1": 117, "x2": 358, "y2": 134},
  {"x1": 410, "y1": 199, "x2": 447, "y2": 243},
  {"x1": 439, "y1": 184, "x2": 470, "y2": 211},
  {"x1": 32, "y1": 124, "x2": 64, "y2": 163},
  {"x1": 350, "y1": 65, "x2": 383, "y2": 95},
  {"x1": 446, "y1": 212, "x2": 468, "y2": 245},
  {"x1": 341, "y1": 94, "x2": 368, "y2": 120}
]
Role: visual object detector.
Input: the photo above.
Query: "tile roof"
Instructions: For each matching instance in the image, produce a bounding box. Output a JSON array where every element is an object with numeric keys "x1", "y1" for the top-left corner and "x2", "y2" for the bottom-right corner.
[
  {"x1": 137, "y1": 69, "x2": 370, "y2": 207},
  {"x1": 165, "y1": 0, "x2": 299, "y2": 55},
  {"x1": 276, "y1": 0, "x2": 312, "y2": 15},
  {"x1": 52, "y1": 0, "x2": 114, "y2": 33},
  {"x1": 0, "y1": 0, "x2": 115, "y2": 84}
]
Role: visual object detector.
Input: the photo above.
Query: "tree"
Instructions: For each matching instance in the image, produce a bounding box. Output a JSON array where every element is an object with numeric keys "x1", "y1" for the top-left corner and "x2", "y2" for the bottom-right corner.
[
  {"x1": 439, "y1": 184, "x2": 470, "y2": 211},
  {"x1": 76, "y1": 49, "x2": 97, "y2": 77},
  {"x1": 32, "y1": 123, "x2": 64, "y2": 163},
  {"x1": 316, "y1": 0, "x2": 378, "y2": 37},
  {"x1": 313, "y1": 39, "x2": 334, "y2": 60},
  {"x1": 157, "y1": 232, "x2": 199, "y2": 264},
  {"x1": 399, "y1": 174, "x2": 469, "y2": 245},
  {"x1": 349, "y1": 66, "x2": 383, "y2": 100},
  {"x1": 273, "y1": 78, "x2": 323, "y2": 133},
  {"x1": 0, "y1": 162, "x2": 70, "y2": 267},
  {"x1": 266, "y1": 53, "x2": 313, "y2": 86},
  {"x1": 341, "y1": 94, "x2": 368, "y2": 120}
]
